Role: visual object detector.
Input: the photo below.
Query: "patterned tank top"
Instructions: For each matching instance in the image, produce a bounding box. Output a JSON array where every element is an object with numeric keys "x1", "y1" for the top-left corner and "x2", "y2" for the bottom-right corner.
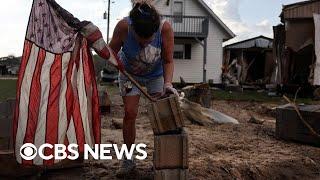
[{"x1": 118, "y1": 17, "x2": 165, "y2": 78}]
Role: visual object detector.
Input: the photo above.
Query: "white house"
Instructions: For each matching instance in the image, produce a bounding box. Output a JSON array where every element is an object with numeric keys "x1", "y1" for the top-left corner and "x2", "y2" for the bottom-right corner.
[{"x1": 152, "y1": 0, "x2": 235, "y2": 83}]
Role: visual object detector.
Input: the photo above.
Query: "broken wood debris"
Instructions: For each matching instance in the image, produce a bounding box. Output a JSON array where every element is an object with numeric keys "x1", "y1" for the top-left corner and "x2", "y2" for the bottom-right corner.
[
  {"x1": 181, "y1": 83, "x2": 212, "y2": 108},
  {"x1": 179, "y1": 94, "x2": 239, "y2": 125},
  {"x1": 248, "y1": 116, "x2": 265, "y2": 125}
]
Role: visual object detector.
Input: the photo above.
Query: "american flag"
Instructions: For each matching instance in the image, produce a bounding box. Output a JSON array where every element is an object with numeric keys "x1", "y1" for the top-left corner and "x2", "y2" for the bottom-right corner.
[{"x1": 13, "y1": 0, "x2": 115, "y2": 166}]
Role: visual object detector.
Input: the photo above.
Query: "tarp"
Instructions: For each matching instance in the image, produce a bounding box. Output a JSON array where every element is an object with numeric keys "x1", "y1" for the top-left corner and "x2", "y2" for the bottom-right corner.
[{"x1": 314, "y1": 14, "x2": 320, "y2": 85}]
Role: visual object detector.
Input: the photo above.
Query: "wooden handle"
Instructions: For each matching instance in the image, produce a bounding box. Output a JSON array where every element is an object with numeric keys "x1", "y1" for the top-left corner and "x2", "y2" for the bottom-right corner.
[{"x1": 122, "y1": 70, "x2": 156, "y2": 102}]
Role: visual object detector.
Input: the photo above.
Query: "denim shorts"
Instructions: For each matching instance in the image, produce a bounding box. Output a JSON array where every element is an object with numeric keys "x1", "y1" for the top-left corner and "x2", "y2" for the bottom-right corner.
[{"x1": 118, "y1": 73, "x2": 164, "y2": 96}]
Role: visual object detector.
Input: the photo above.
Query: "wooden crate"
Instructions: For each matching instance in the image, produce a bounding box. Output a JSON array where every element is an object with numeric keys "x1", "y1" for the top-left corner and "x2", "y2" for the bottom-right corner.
[
  {"x1": 148, "y1": 95, "x2": 184, "y2": 135},
  {"x1": 98, "y1": 88, "x2": 111, "y2": 115},
  {"x1": 0, "y1": 99, "x2": 15, "y2": 150},
  {"x1": 154, "y1": 169, "x2": 188, "y2": 180},
  {"x1": 154, "y1": 130, "x2": 188, "y2": 170},
  {"x1": 276, "y1": 104, "x2": 320, "y2": 147}
]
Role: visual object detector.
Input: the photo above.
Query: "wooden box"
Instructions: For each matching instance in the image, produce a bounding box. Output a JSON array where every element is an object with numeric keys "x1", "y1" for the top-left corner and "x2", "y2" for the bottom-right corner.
[
  {"x1": 154, "y1": 130, "x2": 188, "y2": 170},
  {"x1": 148, "y1": 95, "x2": 184, "y2": 135},
  {"x1": 98, "y1": 87, "x2": 111, "y2": 115},
  {"x1": 0, "y1": 99, "x2": 15, "y2": 150},
  {"x1": 154, "y1": 169, "x2": 188, "y2": 180},
  {"x1": 276, "y1": 104, "x2": 320, "y2": 147}
]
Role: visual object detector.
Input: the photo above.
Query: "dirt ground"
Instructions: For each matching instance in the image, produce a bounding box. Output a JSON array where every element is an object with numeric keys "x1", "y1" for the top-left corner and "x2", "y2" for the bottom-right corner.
[{"x1": 23, "y1": 88, "x2": 320, "y2": 180}]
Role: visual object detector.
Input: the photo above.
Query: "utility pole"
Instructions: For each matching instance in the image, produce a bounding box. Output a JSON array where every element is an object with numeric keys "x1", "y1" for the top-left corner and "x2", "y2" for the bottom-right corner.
[
  {"x1": 107, "y1": 0, "x2": 111, "y2": 43},
  {"x1": 104, "y1": 0, "x2": 114, "y2": 43}
]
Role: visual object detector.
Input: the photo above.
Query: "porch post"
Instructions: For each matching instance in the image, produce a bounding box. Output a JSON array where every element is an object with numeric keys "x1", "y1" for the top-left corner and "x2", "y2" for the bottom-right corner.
[{"x1": 203, "y1": 38, "x2": 207, "y2": 83}]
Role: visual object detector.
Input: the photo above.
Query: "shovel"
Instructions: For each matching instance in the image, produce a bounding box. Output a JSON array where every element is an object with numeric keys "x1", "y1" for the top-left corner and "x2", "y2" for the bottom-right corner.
[
  {"x1": 108, "y1": 49, "x2": 157, "y2": 102},
  {"x1": 121, "y1": 70, "x2": 157, "y2": 102}
]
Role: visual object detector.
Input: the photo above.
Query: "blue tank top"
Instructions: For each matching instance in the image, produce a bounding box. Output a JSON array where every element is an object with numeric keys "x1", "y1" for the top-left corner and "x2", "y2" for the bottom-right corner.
[{"x1": 118, "y1": 17, "x2": 164, "y2": 78}]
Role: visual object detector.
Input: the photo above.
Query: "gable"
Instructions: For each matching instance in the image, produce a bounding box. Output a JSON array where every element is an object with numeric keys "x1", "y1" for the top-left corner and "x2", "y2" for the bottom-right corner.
[{"x1": 153, "y1": 0, "x2": 235, "y2": 39}]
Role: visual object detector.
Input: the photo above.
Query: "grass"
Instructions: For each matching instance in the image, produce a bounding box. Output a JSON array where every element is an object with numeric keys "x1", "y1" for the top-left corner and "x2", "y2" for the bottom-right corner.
[
  {"x1": 213, "y1": 90, "x2": 317, "y2": 104},
  {"x1": 0, "y1": 79, "x2": 17, "y2": 102},
  {"x1": 0, "y1": 79, "x2": 119, "y2": 102},
  {"x1": 0, "y1": 79, "x2": 316, "y2": 105}
]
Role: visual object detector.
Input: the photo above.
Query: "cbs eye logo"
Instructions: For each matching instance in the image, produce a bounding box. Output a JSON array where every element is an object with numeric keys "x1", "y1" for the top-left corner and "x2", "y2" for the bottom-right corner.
[{"x1": 20, "y1": 143, "x2": 38, "y2": 160}]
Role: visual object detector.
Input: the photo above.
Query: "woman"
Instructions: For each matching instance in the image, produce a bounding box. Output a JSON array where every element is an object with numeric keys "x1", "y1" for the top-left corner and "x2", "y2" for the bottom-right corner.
[{"x1": 108, "y1": 1, "x2": 178, "y2": 176}]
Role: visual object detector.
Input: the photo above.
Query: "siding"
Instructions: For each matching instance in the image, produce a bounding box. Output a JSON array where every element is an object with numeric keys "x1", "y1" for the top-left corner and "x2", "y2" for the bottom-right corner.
[
  {"x1": 154, "y1": 0, "x2": 230, "y2": 83},
  {"x1": 283, "y1": 1, "x2": 320, "y2": 19},
  {"x1": 173, "y1": 39, "x2": 203, "y2": 82},
  {"x1": 153, "y1": 0, "x2": 171, "y2": 14}
]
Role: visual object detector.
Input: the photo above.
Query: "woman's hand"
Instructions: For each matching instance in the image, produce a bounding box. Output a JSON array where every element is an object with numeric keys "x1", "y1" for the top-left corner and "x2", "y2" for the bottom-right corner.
[{"x1": 163, "y1": 82, "x2": 179, "y2": 96}]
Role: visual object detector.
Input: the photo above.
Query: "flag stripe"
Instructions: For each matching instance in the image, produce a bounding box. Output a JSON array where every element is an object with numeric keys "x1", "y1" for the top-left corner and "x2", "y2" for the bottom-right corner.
[
  {"x1": 15, "y1": 44, "x2": 40, "y2": 163},
  {"x1": 33, "y1": 51, "x2": 56, "y2": 165},
  {"x1": 87, "y1": 48, "x2": 101, "y2": 144},
  {"x1": 65, "y1": 51, "x2": 76, "y2": 132},
  {"x1": 96, "y1": 46, "x2": 110, "y2": 60},
  {"x1": 23, "y1": 48, "x2": 46, "y2": 165},
  {"x1": 92, "y1": 38, "x2": 106, "y2": 52},
  {"x1": 67, "y1": 117, "x2": 78, "y2": 146},
  {"x1": 57, "y1": 53, "x2": 71, "y2": 145},
  {"x1": 83, "y1": 43, "x2": 100, "y2": 144},
  {"x1": 71, "y1": 62, "x2": 86, "y2": 152},
  {"x1": 87, "y1": 30, "x2": 103, "y2": 45},
  {"x1": 81, "y1": 23, "x2": 99, "y2": 37},
  {"x1": 13, "y1": 40, "x2": 32, "y2": 154},
  {"x1": 78, "y1": 49, "x2": 93, "y2": 147},
  {"x1": 81, "y1": 45, "x2": 95, "y2": 146},
  {"x1": 44, "y1": 54, "x2": 62, "y2": 166}
]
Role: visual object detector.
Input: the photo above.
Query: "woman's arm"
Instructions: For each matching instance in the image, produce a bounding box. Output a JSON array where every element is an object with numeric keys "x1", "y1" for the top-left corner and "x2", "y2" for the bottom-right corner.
[
  {"x1": 161, "y1": 22, "x2": 175, "y2": 85},
  {"x1": 109, "y1": 19, "x2": 128, "y2": 54}
]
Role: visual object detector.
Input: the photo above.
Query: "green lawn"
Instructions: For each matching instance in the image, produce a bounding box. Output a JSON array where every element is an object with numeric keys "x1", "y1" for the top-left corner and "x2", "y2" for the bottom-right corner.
[
  {"x1": 0, "y1": 79, "x2": 316, "y2": 105},
  {"x1": 0, "y1": 79, "x2": 17, "y2": 102},
  {"x1": 213, "y1": 90, "x2": 317, "y2": 104}
]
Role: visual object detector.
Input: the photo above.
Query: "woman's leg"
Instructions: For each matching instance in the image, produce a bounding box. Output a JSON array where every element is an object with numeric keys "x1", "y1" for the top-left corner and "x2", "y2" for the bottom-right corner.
[{"x1": 122, "y1": 95, "x2": 140, "y2": 149}]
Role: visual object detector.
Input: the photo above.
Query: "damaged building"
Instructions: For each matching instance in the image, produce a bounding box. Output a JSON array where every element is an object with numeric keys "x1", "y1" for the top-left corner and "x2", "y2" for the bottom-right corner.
[
  {"x1": 222, "y1": 36, "x2": 275, "y2": 85},
  {"x1": 273, "y1": 0, "x2": 320, "y2": 96}
]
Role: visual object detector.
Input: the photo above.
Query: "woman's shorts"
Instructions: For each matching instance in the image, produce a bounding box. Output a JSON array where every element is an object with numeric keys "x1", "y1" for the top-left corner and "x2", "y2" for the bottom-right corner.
[{"x1": 118, "y1": 73, "x2": 164, "y2": 96}]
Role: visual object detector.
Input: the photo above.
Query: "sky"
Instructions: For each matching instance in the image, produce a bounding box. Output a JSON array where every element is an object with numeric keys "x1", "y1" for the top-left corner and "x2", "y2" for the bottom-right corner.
[{"x1": 0, "y1": 0, "x2": 307, "y2": 57}]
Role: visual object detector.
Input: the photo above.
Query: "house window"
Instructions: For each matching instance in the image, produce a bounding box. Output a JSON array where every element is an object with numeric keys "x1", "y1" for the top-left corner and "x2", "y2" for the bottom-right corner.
[
  {"x1": 173, "y1": 1, "x2": 183, "y2": 23},
  {"x1": 174, "y1": 44, "x2": 191, "y2": 60}
]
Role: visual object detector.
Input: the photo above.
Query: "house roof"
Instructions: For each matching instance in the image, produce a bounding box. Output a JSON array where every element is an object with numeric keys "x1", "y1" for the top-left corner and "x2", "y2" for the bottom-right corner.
[
  {"x1": 283, "y1": 0, "x2": 319, "y2": 9},
  {"x1": 196, "y1": 0, "x2": 235, "y2": 39},
  {"x1": 224, "y1": 35, "x2": 273, "y2": 49}
]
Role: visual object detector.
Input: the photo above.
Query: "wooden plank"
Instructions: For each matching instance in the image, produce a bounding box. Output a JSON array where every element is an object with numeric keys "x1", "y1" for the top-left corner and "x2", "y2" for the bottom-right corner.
[
  {"x1": 154, "y1": 130, "x2": 188, "y2": 170},
  {"x1": 154, "y1": 169, "x2": 188, "y2": 180},
  {"x1": 148, "y1": 95, "x2": 184, "y2": 135},
  {"x1": 169, "y1": 96, "x2": 184, "y2": 128}
]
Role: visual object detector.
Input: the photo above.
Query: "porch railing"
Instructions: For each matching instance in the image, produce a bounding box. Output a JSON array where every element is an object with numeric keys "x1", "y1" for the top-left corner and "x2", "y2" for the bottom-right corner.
[{"x1": 161, "y1": 15, "x2": 209, "y2": 38}]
